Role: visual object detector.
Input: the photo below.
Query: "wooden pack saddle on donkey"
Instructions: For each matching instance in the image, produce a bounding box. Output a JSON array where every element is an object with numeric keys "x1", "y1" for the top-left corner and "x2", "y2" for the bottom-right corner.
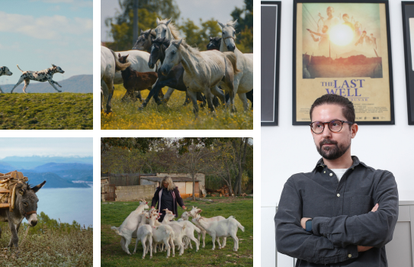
[{"x1": 0, "y1": 171, "x2": 29, "y2": 211}]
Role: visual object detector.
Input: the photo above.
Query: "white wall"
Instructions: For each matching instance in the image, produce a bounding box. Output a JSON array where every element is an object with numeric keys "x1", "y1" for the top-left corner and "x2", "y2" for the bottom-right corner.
[{"x1": 261, "y1": 0, "x2": 414, "y2": 266}]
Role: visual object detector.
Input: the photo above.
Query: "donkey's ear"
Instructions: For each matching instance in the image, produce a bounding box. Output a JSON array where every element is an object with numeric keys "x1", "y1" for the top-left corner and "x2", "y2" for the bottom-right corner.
[{"x1": 32, "y1": 181, "x2": 46, "y2": 193}]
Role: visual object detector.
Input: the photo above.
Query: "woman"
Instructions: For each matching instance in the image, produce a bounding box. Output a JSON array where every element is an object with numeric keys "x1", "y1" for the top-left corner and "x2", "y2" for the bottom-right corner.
[{"x1": 151, "y1": 176, "x2": 186, "y2": 222}]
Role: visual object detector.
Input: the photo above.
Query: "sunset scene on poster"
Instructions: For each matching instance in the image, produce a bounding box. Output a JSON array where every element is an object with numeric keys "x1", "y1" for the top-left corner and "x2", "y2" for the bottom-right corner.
[{"x1": 301, "y1": 3, "x2": 383, "y2": 78}]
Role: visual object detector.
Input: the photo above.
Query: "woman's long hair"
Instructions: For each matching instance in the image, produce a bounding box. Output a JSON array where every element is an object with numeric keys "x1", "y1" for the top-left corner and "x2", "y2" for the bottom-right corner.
[{"x1": 161, "y1": 176, "x2": 175, "y2": 191}]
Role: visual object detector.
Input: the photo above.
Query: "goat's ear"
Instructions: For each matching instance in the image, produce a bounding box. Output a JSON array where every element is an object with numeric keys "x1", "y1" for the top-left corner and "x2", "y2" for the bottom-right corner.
[
  {"x1": 197, "y1": 209, "x2": 202, "y2": 213},
  {"x1": 32, "y1": 181, "x2": 46, "y2": 193}
]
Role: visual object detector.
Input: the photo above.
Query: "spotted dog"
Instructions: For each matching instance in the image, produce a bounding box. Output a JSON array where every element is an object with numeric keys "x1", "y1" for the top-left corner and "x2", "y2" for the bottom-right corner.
[
  {"x1": 0, "y1": 66, "x2": 13, "y2": 93},
  {"x1": 11, "y1": 64, "x2": 65, "y2": 93}
]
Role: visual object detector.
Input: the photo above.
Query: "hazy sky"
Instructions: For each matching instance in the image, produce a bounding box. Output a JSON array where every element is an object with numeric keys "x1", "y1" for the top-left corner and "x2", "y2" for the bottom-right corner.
[
  {"x1": 0, "y1": 138, "x2": 93, "y2": 159},
  {"x1": 0, "y1": 0, "x2": 93, "y2": 86},
  {"x1": 101, "y1": 0, "x2": 246, "y2": 42}
]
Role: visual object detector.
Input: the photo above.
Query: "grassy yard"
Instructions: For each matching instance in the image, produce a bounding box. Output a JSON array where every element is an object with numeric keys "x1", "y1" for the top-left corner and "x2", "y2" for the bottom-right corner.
[
  {"x1": 101, "y1": 197, "x2": 253, "y2": 266},
  {"x1": 101, "y1": 85, "x2": 253, "y2": 129},
  {"x1": 0, "y1": 93, "x2": 93, "y2": 129}
]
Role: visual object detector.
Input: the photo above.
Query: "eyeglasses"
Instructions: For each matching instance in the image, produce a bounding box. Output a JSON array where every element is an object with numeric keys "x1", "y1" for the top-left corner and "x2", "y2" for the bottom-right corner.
[{"x1": 309, "y1": 120, "x2": 354, "y2": 134}]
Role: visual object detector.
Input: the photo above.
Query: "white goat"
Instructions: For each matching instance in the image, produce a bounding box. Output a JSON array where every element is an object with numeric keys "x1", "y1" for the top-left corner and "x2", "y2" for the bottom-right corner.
[
  {"x1": 176, "y1": 211, "x2": 201, "y2": 250},
  {"x1": 163, "y1": 209, "x2": 201, "y2": 252},
  {"x1": 133, "y1": 210, "x2": 153, "y2": 259},
  {"x1": 189, "y1": 206, "x2": 226, "y2": 248},
  {"x1": 161, "y1": 209, "x2": 188, "y2": 256},
  {"x1": 195, "y1": 215, "x2": 245, "y2": 251},
  {"x1": 111, "y1": 200, "x2": 149, "y2": 255},
  {"x1": 148, "y1": 211, "x2": 175, "y2": 258}
]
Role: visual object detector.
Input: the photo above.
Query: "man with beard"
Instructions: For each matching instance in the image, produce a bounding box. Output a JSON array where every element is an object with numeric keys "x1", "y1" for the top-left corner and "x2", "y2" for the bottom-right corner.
[{"x1": 275, "y1": 94, "x2": 398, "y2": 266}]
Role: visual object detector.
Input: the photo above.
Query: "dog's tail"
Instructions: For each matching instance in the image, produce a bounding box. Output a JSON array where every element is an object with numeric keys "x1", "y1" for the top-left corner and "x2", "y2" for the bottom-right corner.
[{"x1": 16, "y1": 65, "x2": 24, "y2": 73}]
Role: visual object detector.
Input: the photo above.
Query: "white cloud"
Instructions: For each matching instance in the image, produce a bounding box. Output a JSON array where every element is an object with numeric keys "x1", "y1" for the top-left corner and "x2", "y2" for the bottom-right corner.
[
  {"x1": 30, "y1": 0, "x2": 92, "y2": 8},
  {"x1": 0, "y1": 12, "x2": 92, "y2": 40}
]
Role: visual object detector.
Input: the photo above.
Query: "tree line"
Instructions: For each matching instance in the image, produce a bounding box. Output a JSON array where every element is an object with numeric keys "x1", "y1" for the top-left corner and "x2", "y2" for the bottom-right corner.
[
  {"x1": 101, "y1": 138, "x2": 253, "y2": 199},
  {"x1": 103, "y1": 0, "x2": 253, "y2": 53}
]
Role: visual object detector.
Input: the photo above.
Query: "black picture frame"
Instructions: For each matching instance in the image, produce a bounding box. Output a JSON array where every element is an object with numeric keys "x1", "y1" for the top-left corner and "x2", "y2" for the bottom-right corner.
[
  {"x1": 292, "y1": 0, "x2": 394, "y2": 125},
  {"x1": 261, "y1": 1, "x2": 281, "y2": 126},
  {"x1": 402, "y1": 2, "x2": 414, "y2": 125}
]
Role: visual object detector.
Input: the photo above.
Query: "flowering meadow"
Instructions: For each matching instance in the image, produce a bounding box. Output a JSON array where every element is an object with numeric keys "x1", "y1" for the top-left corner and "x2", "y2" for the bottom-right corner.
[{"x1": 101, "y1": 85, "x2": 253, "y2": 130}]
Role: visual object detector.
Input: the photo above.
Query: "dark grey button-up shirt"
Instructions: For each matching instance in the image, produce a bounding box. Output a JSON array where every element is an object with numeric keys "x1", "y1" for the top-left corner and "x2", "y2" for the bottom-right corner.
[{"x1": 275, "y1": 156, "x2": 398, "y2": 266}]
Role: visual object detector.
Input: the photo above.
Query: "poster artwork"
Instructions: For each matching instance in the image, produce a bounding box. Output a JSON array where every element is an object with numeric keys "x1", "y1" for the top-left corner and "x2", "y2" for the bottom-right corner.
[{"x1": 295, "y1": 2, "x2": 393, "y2": 124}]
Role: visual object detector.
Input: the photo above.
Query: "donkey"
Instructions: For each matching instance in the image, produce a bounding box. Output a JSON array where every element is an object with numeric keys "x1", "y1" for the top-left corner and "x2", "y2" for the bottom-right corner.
[{"x1": 0, "y1": 181, "x2": 46, "y2": 248}]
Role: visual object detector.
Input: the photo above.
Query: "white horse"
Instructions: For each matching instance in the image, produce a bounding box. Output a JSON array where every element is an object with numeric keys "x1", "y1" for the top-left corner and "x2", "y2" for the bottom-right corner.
[
  {"x1": 154, "y1": 18, "x2": 180, "y2": 40},
  {"x1": 218, "y1": 20, "x2": 253, "y2": 111},
  {"x1": 159, "y1": 39, "x2": 239, "y2": 116},
  {"x1": 101, "y1": 46, "x2": 130, "y2": 113}
]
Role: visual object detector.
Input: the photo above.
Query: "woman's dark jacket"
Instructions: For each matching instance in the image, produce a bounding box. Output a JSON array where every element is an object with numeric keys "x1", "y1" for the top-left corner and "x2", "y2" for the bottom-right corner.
[{"x1": 151, "y1": 186, "x2": 185, "y2": 216}]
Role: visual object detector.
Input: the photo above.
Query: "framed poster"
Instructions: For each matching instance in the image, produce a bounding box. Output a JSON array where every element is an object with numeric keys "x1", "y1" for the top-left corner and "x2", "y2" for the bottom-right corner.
[
  {"x1": 402, "y1": 2, "x2": 414, "y2": 125},
  {"x1": 261, "y1": 1, "x2": 281, "y2": 126},
  {"x1": 293, "y1": 0, "x2": 394, "y2": 125}
]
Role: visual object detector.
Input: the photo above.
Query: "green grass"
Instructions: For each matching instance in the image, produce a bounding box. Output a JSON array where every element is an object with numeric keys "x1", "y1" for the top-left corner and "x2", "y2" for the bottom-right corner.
[
  {"x1": 0, "y1": 212, "x2": 93, "y2": 266},
  {"x1": 0, "y1": 93, "x2": 93, "y2": 129},
  {"x1": 101, "y1": 197, "x2": 253, "y2": 266},
  {"x1": 101, "y1": 85, "x2": 253, "y2": 129}
]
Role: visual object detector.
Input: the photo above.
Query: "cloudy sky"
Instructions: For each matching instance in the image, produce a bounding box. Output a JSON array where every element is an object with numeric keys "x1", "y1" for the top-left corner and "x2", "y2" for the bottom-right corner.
[
  {"x1": 0, "y1": 138, "x2": 93, "y2": 159},
  {"x1": 0, "y1": 0, "x2": 93, "y2": 86},
  {"x1": 101, "y1": 0, "x2": 246, "y2": 42}
]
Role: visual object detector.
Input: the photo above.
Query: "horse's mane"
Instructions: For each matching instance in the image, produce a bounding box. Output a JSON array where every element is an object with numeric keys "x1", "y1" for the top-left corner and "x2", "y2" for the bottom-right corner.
[
  {"x1": 153, "y1": 37, "x2": 170, "y2": 48},
  {"x1": 174, "y1": 39, "x2": 202, "y2": 58},
  {"x1": 158, "y1": 18, "x2": 180, "y2": 40},
  {"x1": 225, "y1": 20, "x2": 237, "y2": 28}
]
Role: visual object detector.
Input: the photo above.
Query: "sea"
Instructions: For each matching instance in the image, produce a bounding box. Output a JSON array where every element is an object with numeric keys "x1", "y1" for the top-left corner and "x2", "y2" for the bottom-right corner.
[{"x1": 35, "y1": 187, "x2": 93, "y2": 228}]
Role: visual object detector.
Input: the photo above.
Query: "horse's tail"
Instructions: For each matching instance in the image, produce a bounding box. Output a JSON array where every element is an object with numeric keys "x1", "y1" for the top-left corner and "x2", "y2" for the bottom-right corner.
[
  {"x1": 223, "y1": 52, "x2": 240, "y2": 74},
  {"x1": 16, "y1": 65, "x2": 24, "y2": 73},
  {"x1": 110, "y1": 49, "x2": 131, "y2": 71}
]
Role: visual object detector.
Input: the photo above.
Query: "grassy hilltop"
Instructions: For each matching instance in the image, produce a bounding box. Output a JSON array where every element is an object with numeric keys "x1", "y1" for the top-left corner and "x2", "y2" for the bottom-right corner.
[{"x1": 0, "y1": 93, "x2": 93, "y2": 129}]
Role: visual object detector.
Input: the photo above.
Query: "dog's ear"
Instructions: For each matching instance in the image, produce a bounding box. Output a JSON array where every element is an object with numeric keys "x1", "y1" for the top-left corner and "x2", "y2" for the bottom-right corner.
[{"x1": 51, "y1": 64, "x2": 56, "y2": 68}]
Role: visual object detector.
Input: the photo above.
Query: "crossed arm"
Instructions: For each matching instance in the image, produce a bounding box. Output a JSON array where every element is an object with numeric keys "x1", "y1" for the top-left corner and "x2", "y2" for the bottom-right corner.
[
  {"x1": 275, "y1": 172, "x2": 398, "y2": 265},
  {"x1": 300, "y1": 203, "x2": 378, "y2": 253}
]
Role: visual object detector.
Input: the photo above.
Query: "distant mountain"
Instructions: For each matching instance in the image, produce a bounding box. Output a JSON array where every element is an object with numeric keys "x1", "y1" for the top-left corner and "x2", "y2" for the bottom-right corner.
[
  {"x1": 0, "y1": 156, "x2": 93, "y2": 169},
  {"x1": 0, "y1": 162, "x2": 16, "y2": 173},
  {"x1": 0, "y1": 75, "x2": 92, "y2": 93},
  {"x1": 22, "y1": 172, "x2": 89, "y2": 188},
  {"x1": 30, "y1": 162, "x2": 93, "y2": 181}
]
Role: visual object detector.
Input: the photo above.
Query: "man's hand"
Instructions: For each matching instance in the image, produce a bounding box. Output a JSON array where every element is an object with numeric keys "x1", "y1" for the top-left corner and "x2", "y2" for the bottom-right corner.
[
  {"x1": 357, "y1": 204, "x2": 379, "y2": 253},
  {"x1": 358, "y1": 245, "x2": 373, "y2": 252},
  {"x1": 182, "y1": 206, "x2": 186, "y2": 210},
  {"x1": 301, "y1": 217, "x2": 312, "y2": 229}
]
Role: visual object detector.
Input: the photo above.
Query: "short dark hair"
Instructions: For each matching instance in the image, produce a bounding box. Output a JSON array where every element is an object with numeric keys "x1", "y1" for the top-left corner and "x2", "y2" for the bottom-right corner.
[{"x1": 310, "y1": 94, "x2": 355, "y2": 123}]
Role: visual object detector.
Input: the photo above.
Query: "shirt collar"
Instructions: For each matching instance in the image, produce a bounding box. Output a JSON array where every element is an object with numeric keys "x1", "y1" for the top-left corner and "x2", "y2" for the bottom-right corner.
[{"x1": 312, "y1": 156, "x2": 365, "y2": 172}]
